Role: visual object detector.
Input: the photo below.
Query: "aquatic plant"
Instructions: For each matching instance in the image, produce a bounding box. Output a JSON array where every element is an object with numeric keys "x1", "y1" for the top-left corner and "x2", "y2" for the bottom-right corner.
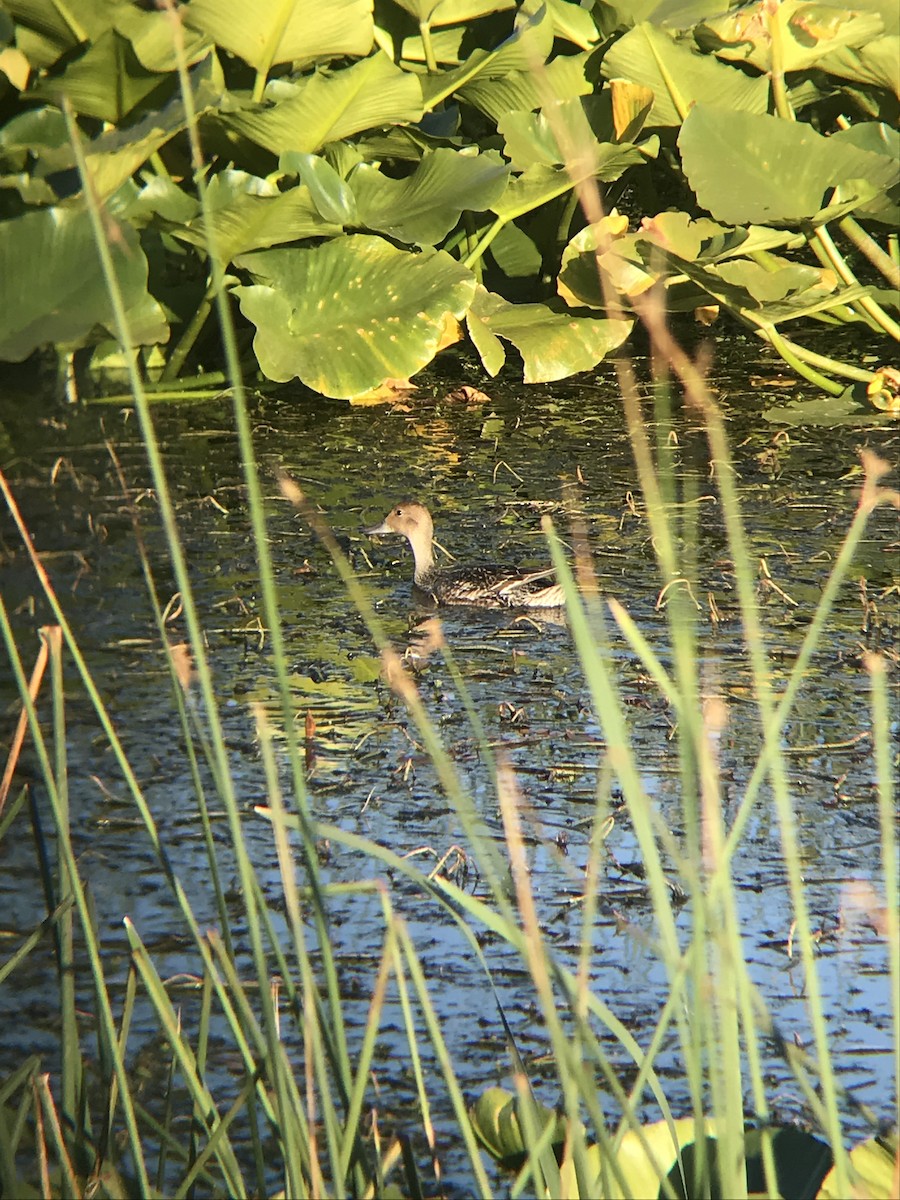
[{"x1": 0, "y1": 0, "x2": 896, "y2": 406}]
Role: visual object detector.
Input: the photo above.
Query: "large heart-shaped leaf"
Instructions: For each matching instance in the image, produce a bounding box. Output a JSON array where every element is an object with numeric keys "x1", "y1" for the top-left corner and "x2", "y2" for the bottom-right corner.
[
  {"x1": 679, "y1": 104, "x2": 900, "y2": 224},
  {"x1": 232, "y1": 236, "x2": 476, "y2": 398},
  {"x1": 171, "y1": 170, "x2": 342, "y2": 263},
  {"x1": 352, "y1": 148, "x2": 509, "y2": 246},
  {"x1": 31, "y1": 30, "x2": 175, "y2": 123},
  {"x1": 0, "y1": 203, "x2": 167, "y2": 360},
  {"x1": 456, "y1": 50, "x2": 592, "y2": 122},
  {"x1": 466, "y1": 285, "x2": 631, "y2": 381},
  {"x1": 83, "y1": 60, "x2": 224, "y2": 199},
  {"x1": 184, "y1": 0, "x2": 373, "y2": 69},
  {"x1": 601, "y1": 22, "x2": 769, "y2": 126},
  {"x1": 219, "y1": 52, "x2": 423, "y2": 157}
]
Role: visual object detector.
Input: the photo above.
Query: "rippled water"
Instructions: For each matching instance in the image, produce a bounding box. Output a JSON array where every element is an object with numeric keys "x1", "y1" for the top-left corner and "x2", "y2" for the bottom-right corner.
[{"x1": 1, "y1": 335, "x2": 897, "y2": 1193}]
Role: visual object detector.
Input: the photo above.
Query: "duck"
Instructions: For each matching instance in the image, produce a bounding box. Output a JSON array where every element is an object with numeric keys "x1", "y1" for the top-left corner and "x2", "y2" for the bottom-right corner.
[{"x1": 365, "y1": 501, "x2": 565, "y2": 608}]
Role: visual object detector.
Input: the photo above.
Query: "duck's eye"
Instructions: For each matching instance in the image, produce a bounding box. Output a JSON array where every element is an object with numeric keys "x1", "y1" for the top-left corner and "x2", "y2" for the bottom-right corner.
[{"x1": 394, "y1": 507, "x2": 403, "y2": 516}]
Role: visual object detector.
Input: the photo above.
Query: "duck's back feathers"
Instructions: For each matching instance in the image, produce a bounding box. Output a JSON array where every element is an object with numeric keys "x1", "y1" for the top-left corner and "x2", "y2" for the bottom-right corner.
[
  {"x1": 366, "y1": 501, "x2": 565, "y2": 609},
  {"x1": 417, "y1": 564, "x2": 564, "y2": 608}
]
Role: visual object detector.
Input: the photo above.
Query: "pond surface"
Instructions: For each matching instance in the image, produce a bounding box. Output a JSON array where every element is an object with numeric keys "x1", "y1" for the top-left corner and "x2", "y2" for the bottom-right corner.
[{"x1": 0, "y1": 333, "x2": 897, "y2": 1194}]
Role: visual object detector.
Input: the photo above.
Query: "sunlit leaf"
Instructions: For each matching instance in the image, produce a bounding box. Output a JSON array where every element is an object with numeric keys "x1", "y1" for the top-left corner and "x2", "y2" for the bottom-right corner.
[
  {"x1": 114, "y1": 5, "x2": 211, "y2": 73},
  {"x1": 82, "y1": 60, "x2": 224, "y2": 199},
  {"x1": 679, "y1": 104, "x2": 899, "y2": 224},
  {"x1": 546, "y1": 0, "x2": 601, "y2": 50},
  {"x1": 232, "y1": 236, "x2": 476, "y2": 398},
  {"x1": 557, "y1": 213, "x2": 645, "y2": 306},
  {"x1": 601, "y1": 21, "x2": 769, "y2": 126},
  {"x1": 219, "y1": 52, "x2": 423, "y2": 157},
  {"x1": 392, "y1": 0, "x2": 516, "y2": 25},
  {"x1": 469, "y1": 1087, "x2": 567, "y2": 1169},
  {"x1": 817, "y1": 33, "x2": 900, "y2": 95},
  {"x1": 491, "y1": 163, "x2": 581, "y2": 221},
  {"x1": 456, "y1": 49, "x2": 592, "y2": 121},
  {"x1": 467, "y1": 285, "x2": 631, "y2": 381},
  {"x1": 30, "y1": 30, "x2": 174, "y2": 123},
  {"x1": 288, "y1": 153, "x2": 358, "y2": 226},
  {"x1": 818, "y1": 1132, "x2": 898, "y2": 1198},
  {"x1": 490, "y1": 219, "x2": 542, "y2": 278},
  {"x1": 696, "y1": 0, "x2": 884, "y2": 73},
  {"x1": 172, "y1": 170, "x2": 343, "y2": 263},
  {"x1": 3, "y1": 0, "x2": 113, "y2": 67},
  {"x1": 498, "y1": 94, "x2": 648, "y2": 174},
  {"x1": 183, "y1": 0, "x2": 373, "y2": 69},
  {"x1": 352, "y1": 148, "x2": 509, "y2": 246}
]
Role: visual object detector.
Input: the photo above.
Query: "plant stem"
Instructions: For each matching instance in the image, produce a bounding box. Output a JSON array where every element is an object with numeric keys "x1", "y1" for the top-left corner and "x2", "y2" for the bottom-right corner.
[
  {"x1": 813, "y1": 223, "x2": 900, "y2": 339},
  {"x1": 749, "y1": 320, "x2": 845, "y2": 394},
  {"x1": 766, "y1": 3, "x2": 795, "y2": 121},
  {"x1": 419, "y1": 19, "x2": 438, "y2": 73},
  {"x1": 839, "y1": 215, "x2": 900, "y2": 291},
  {"x1": 161, "y1": 279, "x2": 216, "y2": 380},
  {"x1": 251, "y1": 0, "x2": 296, "y2": 101},
  {"x1": 763, "y1": 330, "x2": 876, "y2": 382}
]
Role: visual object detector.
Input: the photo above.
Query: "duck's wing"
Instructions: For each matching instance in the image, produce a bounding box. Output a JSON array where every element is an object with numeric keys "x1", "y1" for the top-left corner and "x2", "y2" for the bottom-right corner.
[
  {"x1": 433, "y1": 564, "x2": 561, "y2": 606},
  {"x1": 493, "y1": 565, "x2": 556, "y2": 595}
]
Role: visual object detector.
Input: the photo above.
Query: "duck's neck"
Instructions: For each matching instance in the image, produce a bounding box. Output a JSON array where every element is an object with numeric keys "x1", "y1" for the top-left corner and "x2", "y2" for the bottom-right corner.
[{"x1": 407, "y1": 530, "x2": 436, "y2": 583}]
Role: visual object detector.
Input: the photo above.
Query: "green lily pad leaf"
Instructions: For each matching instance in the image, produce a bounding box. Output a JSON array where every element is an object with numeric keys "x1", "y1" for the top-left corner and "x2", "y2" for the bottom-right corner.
[
  {"x1": 498, "y1": 95, "x2": 648, "y2": 177},
  {"x1": 461, "y1": 0, "x2": 554, "y2": 75},
  {"x1": 764, "y1": 386, "x2": 893, "y2": 426},
  {"x1": 456, "y1": 49, "x2": 592, "y2": 122},
  {"x1": 491, "y1": 163, "x2": 581, "y2": 221},
  {"x1": 679, "y1": 104, "x2": 900, "y2": 225},
  {"x1": 491, "y1": 219, "x2": 542, "y2": 278},
  {"x1": 125, "y1": 176, "x2": 200, "y2": 226},
  {"x1": 819, "y1": 1132, "x2": 898, "y2": 1199},
  {"x1": 352, "y1": 148, "x2": 509, "y2": 246},
  {"x1": 172, "y1": 170, "x2": 342, "y2": 263},
  {"x1": 113, "y1": 5, "x2": 211, "y2": 73},
  {"x1": 184, "y1": 0, "x2": 373, "y2": 69},
  {"x1": 547, "y1": 0, "x2": 602, "y2": 50},
  {"x1": 697, "y1": 1, "x2": 884, "y2": 73},
  {"x1": 827, "y1": 123, "x2": 900, "y2": 224},
  {"x1": 601, "y1": 21, "x2": 769, "y2": 127},
  {"x1": 0, "y1": 104, "x2": 68, "y2": 169},
  {"x1": 392, "y1": 0, "x2": 516, "y2": 25},
  {"x1": 30, "y1": 29, "x2": 175, "y2": 123},
  {"x1": 83, "y1": 60, "x2": 224, "y2": 199},
  {"x1": 560, "y1": 213, "x2": 800, "y2": 308},
  {"x1": 817, "y1": 33, "x2": 900, "y2": 94},
  {"x1": 558, "y1": 213, "x2": 646, "y2": 305},
  {"x1": 288, "y1": 153, "x2": 358, "y2": 226},
  {"x1": 467, "y1": 285, "x2": 632, "y2": 382},
  {"x1": 714, "y1": 257, "x2": 834, "y2": 304},
  {"x1": 232, "y1": 236, "x2": 476, "y2": 399},
  {"x1": 472, "y1": 1091, "x2": 838, "y2": 1200},
  {"x1": 0, "y1": 204, "x2": 167, "y2": 361},
  {"x1": 4, "y1": 0, "x2": 116, "y2": 69},
  {"x1": 220, "y1": 52, "x2": 423, "y2": 157}
]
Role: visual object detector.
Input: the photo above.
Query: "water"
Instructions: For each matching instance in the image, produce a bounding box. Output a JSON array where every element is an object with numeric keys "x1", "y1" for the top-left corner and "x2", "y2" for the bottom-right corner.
[{"x1": 0, "y1": 334, "x2": 897, "y2": 1193}]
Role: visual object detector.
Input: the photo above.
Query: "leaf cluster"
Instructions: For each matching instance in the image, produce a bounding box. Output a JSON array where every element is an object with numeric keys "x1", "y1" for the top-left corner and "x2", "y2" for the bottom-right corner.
[{"x1": 0, "y1": 0, "x2": 897, "y2": 400}]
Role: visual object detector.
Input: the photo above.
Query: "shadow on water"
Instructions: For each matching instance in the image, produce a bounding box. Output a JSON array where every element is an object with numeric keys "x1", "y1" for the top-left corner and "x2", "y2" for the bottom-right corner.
[{"x1": 0, "y1": 333, "x2": 897, "y2": 1192}]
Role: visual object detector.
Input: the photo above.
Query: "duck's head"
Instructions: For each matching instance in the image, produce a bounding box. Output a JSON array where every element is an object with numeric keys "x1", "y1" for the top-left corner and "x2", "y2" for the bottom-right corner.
[{"x1": 365, "y1": 501, "x2": 433, "y2": 544}]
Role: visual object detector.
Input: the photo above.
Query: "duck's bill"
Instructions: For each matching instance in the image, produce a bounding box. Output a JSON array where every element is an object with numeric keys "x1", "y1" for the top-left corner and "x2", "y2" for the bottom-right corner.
[{"x1": 365, "y1": 520, "x2": 394, "y2": 535}]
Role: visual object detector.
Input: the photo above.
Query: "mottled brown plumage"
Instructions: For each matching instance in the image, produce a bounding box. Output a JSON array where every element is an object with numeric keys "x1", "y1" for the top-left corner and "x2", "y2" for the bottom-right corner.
[{"x1": 365, "y1": 501, "x2": 565, "y2": 609}]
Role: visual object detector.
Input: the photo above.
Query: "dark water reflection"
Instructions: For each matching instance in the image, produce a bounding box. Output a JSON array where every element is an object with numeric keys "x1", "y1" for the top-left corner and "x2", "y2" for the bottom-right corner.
[{"x1": 0, "y1": 334, "x2": 897, "y2": 1193}]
